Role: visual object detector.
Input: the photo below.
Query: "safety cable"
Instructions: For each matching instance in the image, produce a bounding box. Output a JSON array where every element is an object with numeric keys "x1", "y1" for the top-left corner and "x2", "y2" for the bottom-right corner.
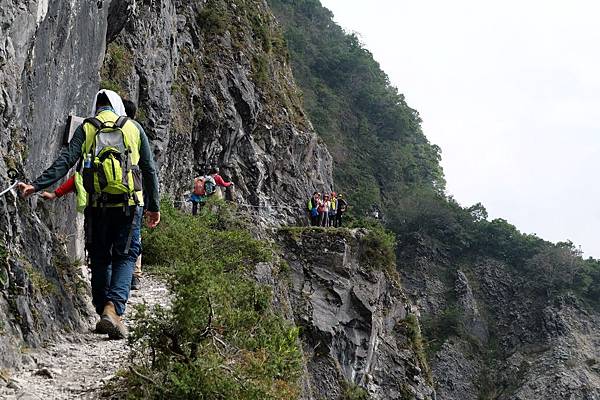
[{"x1": 0, "y1": 169, "x2": 20, "y2": 197}]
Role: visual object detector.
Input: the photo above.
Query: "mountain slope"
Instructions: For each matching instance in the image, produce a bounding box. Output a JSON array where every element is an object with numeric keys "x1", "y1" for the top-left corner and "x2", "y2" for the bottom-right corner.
[
  {"x1": 269, "y1": 1, "x2": 600, "y2": 398},
  {"x1": 269, "y1": 0, "x2": 445, "y2": 218}
]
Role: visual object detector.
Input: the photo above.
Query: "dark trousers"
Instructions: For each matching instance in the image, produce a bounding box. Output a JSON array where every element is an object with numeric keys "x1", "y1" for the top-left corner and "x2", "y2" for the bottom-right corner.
[
  {"x1": 309, "y1": 213, "x2": 319, "y2": 226},
  {"x1": 329, "y1": 212, "x2": 337, "y2": 227},
  {"x1": 336, "y1": 212, "x2": 344, "y2": 227},
  {"x1": 86, "y1": 206, "x2": 142, "y2": 316}
]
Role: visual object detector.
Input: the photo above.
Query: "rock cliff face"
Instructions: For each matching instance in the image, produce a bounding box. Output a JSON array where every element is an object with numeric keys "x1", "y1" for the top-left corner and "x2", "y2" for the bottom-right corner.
[
  {"x1": 103, "y1": 0, "x2": 332, "y2": 221},
  {"x1": 0, "y1": 0, "x2": 108, "y2": 368},
  {"x1": 278, "y1": 228, "x2": 435, "y2": 400},
  {"x1": 402, "y1": 258, "x2": 600, "y2": 400},
  {"x1": 0, "y1": 0, "x2": 332, "y2": 368}
]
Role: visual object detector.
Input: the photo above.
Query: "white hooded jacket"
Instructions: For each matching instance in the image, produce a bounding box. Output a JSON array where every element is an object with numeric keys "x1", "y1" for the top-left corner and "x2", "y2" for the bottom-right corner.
[{"x1": 92, "y1": 89, "x2": 126, "y2": 116}]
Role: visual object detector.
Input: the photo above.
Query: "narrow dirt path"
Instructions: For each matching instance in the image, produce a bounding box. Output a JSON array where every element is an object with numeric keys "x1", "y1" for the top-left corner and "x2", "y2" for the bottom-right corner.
[{"x1": 0, "y1": 275, "x2": 169, "y2": 400}]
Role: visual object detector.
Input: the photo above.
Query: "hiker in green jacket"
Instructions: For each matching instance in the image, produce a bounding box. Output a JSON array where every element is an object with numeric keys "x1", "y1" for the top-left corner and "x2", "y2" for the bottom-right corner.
[
  {"x1": 40, "y1": 99, "x2": 146, "y2": 292},
  {"x1": 19, "y1": 90, "x2": 160, "y2": 340}
]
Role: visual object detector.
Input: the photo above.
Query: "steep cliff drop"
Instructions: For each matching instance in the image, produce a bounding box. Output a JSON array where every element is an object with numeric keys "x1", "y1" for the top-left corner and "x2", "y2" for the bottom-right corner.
[{"x1": 277, "y1": 228, "x2": 435, "y2": 400}]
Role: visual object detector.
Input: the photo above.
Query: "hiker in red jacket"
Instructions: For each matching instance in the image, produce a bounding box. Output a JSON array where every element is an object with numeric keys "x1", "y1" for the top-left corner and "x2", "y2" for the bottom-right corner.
[
  {"x1": 40, "y1": 176, "x2": 75, "y2": 200},
  {"x1": 209, "y1": 167, "x2": 234, "y2": 200}
]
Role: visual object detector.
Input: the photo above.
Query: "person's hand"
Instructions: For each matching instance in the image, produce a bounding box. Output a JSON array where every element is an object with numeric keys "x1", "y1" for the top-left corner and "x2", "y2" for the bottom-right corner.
[
  {"x1": 40, "y1": 191, "x2": 57, "y2": 201},
  {"x1": 18, "y1": 182, "x2": 35, "y2": 198},
  {"x1": 145, "y1": 211, "x2": 160, "y2": 228}
]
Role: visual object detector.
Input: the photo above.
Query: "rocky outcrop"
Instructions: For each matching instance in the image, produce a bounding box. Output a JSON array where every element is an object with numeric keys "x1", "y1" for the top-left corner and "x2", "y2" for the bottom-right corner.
[
  {"x1": 278, "y1": 228, "x2": 435, "y2": 400},
  {"x1": 402, "y1": 258, "x2": 600, "y2": 400},
  {"x1": 0, "y1": 0, "x2": 109, "y2": 368},
  {"x1": 104, "y1": 0, "x2": 333, "y2": 223}
]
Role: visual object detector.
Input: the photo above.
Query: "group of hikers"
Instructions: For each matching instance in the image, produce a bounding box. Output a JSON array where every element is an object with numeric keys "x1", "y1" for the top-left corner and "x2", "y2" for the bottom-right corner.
[
  {"x1": 11, "y1": 84, "x2": 351, "y2": 344},
  {"x1": 307, "y1": 191, "x2": 348, "y2": 227}
]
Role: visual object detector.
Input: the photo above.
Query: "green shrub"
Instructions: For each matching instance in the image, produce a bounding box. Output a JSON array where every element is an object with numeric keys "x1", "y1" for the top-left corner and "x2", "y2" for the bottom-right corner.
[
  {"x1": 357, "y1": 225, "x2": 396, "y2": 274},
  {"x1": 252, "y1": 54, "x2": 270, "y2": 86},
  {"x1": 25, "y1": 265, "x2": 57, "y2": 296},
  {"x1": 420, "y1": 304, "x2": 463, "y2": 355},
  {"x1": 122, "y1": 201, "x2": 302, "y2": 399},
  {"x1": 341, "y1": 382, "x2": 369, "y2": 400},
  {"x1": 99, "y1": 79, "x2": 122, "y2": 93},
  {"x1": 100, "y1": 43, "x2": 133, "y2": 97},
  {"x1": 399, "y1": 314, "x2": 431, "y2": 384},
  {"x1": 197, "y1": 2, "x2": 230, "y2": 36}
]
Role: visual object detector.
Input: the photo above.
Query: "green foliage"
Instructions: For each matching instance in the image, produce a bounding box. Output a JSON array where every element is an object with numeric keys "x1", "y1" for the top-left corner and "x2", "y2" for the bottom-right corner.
[
  {"x1": 197, "y1": 1, "x2": 230, "y2": 36},
  {"x1": 420, "y1": 305, "x2": 463, "y2": 355},
  {"x1": 99, "y1": 79, "x2": 122, "y2": 94},
  {"x1": 390, "y1": 189, "x2": 600, "y2": 307},
  {"x1": 399, "y1": 314, "x2": 431, "y2": 383},
  {"x1": 24, "y1": 264, "x2": 57, "y2": 296},
  {"x1": 269, "y1": 0, "x2": 445, "y2": 221},
  {"x1": 135, "y1": 106, "x2": 148, "y2": 124},
  {"x1": 123, "y1": 201, "x2": 302, "y2": 399},
  {"x1": 100, "y1": 43, "x2": 133, "y2": 97},
  {"x1": 341, "y1": 382, "x2": 369, "y2": 400},
  {"x1": 358, "y1": 226, "x2": 396, "y2": 274},
  {"x1": 252, "y1": 54, "x2": 270, "y2": 86}
]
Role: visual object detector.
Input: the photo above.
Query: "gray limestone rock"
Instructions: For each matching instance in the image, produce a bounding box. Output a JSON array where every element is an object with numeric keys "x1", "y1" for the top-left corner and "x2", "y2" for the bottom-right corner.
[{"x1": 279, "y1": 228, "x2": 436, "y2": 400}]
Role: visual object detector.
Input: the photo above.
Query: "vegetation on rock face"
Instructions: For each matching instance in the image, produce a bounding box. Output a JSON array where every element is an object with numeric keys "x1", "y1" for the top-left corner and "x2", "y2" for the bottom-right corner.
[
  {"x1": 399, "y1": 314, "x2": 432, "y2": 384},
  {"x1": 121, "y1": 201, "x2": 302, "y2": 399},
  {"x1": 193, "y1": 0, "x2": 304, "y2": 122},
  {"x1": 100, "y1": 43, "x2": 133, "y2": 97},
  {"x1": 268, "y1": 3, "x2": 600, "y2": 397},
  {"x1": 341, "y1": 382, "x2": 370, "y2": 400},
  {"x1": 269, "y1": 0, "x2": 445, "y2": 218},
  {"x1": 355, "y1": 224, "x2": 396, "y2": 274},
  {"x1": 420, "y1": 305, "x2": 463, "y2": 355},
  {"x1": 279, "y1": 225, "x2": 396, "y2": 277}
]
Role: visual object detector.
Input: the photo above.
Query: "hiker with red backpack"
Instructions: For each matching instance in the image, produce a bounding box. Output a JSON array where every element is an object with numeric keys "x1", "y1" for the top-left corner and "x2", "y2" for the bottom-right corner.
[
  {"x1": 190, "y1": 174, "x2": 217, "y2": 215},
  {"x1": 209, "y1": 167, "x2": 234, "y2": 200}
]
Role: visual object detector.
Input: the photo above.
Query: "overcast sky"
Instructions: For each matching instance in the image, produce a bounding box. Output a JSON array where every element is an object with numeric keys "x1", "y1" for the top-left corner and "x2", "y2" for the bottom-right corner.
[{"x1": 320, "y1": 0, "x2": 600, "y2": 257}]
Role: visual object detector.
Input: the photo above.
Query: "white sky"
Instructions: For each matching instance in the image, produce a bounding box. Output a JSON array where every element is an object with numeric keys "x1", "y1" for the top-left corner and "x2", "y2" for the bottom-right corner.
[{"x1": 320, "y1": 0, "x2": 600, "y2": 257}]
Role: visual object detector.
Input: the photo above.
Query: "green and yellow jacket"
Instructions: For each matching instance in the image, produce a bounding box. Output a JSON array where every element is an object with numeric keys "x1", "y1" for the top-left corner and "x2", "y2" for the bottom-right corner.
[{"x1": 32, "y1": 109, "x2": 160, "y2": 212}]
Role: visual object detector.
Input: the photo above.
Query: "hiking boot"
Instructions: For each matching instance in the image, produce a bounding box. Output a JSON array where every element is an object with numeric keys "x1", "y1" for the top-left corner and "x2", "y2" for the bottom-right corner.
[
  {"x1": 95, "y1": 301, "x2": 128, "y2": 340},
  {"x1": 131, "y1": 275, "x2": 141, "y2": 291},
  {"x1": 94, "y1": 318, "x2": 109, "y2": 334}
]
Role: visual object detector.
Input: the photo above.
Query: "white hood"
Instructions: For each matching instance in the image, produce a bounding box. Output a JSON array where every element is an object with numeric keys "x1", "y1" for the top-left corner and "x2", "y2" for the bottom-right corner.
[{"x1": 92, "y1": 89, "x2": 126, "y2": 116}]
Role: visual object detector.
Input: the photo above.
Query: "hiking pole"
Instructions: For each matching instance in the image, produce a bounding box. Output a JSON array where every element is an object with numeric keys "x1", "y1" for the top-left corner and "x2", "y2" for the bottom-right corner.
[{"x1": 0, "y1": 169, "x2": 20, "y2": 197}]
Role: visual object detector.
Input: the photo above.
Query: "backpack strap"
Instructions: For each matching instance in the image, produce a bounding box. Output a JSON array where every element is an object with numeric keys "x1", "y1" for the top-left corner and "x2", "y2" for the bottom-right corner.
[
  {"x1": 82, "y1": 118, "x2": 103, "y2": 156},
  {"x1": 115, "y1": 116, "x2": 129, "y2": 129},
  {"x1": 83, "y1": 117, "x2": 103, "y2": 131},
  {"x1": 114, "y1": 116, "x2": 133, "y2": 184}
]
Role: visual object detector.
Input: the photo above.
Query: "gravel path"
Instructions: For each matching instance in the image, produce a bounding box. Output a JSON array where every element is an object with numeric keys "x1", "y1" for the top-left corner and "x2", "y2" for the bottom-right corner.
[{"x1": 0, "y1": 275, "x2": 169, "y2": 400}]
